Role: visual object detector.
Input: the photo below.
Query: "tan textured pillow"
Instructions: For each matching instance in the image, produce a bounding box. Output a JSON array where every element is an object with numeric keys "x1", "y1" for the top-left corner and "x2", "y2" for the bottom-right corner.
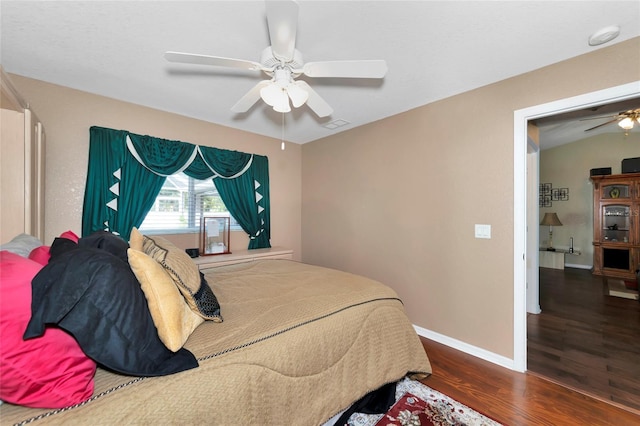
[
  {"x1": 139, "y1": 234, "x2": 222, "y2": 321},
  {"x1": 128, "y1": 248, "x2": 204, "y2": 352},
  {"x1": 129, "y1": 227, "x2": 144, "y2": 251}
]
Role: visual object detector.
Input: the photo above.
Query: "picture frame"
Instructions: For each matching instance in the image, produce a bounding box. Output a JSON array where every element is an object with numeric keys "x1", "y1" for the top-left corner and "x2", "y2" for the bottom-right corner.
[
  {"x1": 539, "y1": 194, "x2": 552, "y2": 208},
  {"x1": 550, "y1": 187, "x2": 569, "y2": 201},
  {"x1": 540, "y1": 183, "x2": 568, "y2": 206},
  {"x1": 540, "y1": 183, "x2": 552, "y2": 195},
  {"x1": 558, "y1": 188, "x2": 569, "y2": 201},
  {"x1": 200, "y1": 216, "x2": 231, "y2": 256}
]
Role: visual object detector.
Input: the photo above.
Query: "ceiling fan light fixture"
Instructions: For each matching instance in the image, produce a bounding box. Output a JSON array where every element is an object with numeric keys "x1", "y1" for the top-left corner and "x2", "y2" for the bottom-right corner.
[
  {"x1": 272, "y1": 89, "x2": 291, "y2": 113},
  {"x1": 286, "y1": 82, "x2": 308, "y2": 108},
  {"x1": 618, "y1": 117, "x2": 634, "y2": 130},
  {"x1": 259, "y1": 83, "x2": 281, "y2": 107}
]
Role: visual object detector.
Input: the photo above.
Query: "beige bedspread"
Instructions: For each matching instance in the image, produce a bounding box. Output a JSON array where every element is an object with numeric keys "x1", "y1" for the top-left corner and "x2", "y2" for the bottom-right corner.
[{"x1": 1, "y1": 260, "x2": 431, "y2": 425}]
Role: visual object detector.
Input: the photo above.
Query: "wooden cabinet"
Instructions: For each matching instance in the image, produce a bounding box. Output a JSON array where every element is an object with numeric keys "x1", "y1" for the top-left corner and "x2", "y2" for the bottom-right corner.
[
  {"x1": 1, "y1": 67, "x2": 46, "y2": 244},
  {"x1": 590, "y1": 173, "x2": 640, "y2": 281}
]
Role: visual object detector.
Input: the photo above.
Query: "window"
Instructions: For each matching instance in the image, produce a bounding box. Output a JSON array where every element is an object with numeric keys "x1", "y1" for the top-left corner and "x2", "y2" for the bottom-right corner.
[{"x1": 139, "y1": 173, "x2": 238, "y2": 234}]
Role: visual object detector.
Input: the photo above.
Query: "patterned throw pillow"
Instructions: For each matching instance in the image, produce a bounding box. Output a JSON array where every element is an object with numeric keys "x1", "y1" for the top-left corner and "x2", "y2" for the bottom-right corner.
[
  {"x1": 128, "y1": 248, "x2": 205, "y2": 351},
  {"x1": 131, "y1": 228, "x2": 222, "y2": 321}
]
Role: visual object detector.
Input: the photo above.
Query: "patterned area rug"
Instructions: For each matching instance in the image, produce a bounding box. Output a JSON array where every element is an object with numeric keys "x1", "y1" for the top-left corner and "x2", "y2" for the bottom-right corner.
[{"x1": 346, "y1": 378, "x2": 502, "y2": 426}]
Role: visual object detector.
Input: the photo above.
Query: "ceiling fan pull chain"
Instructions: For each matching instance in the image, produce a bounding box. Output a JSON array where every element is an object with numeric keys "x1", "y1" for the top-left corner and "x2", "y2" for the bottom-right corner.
[{"x1": 281, "y1": 112, "x2": 286, "y2": 151}]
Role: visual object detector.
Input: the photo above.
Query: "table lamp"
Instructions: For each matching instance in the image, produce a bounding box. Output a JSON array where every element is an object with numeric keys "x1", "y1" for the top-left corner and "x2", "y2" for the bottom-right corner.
[{"x1": 540, "y1": 212, "x2": 562, "y2": 251}]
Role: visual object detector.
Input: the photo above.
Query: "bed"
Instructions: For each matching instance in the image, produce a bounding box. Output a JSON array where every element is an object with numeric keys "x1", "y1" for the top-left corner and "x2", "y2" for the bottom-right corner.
[{"x1": 0, "y1": 231, "x2": 431, "y2": 425}]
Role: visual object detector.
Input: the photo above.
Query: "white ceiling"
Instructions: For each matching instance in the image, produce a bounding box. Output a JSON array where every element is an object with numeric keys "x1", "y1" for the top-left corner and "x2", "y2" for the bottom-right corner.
[{"x1": 1, "y1": 1, "x2": 639, "y2": 145}]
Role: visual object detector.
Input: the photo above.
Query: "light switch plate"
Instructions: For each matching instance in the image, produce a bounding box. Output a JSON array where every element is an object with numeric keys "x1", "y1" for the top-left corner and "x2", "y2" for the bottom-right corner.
[{"x1": 475, "y1": 224, "x2": 491, "y2": 239}]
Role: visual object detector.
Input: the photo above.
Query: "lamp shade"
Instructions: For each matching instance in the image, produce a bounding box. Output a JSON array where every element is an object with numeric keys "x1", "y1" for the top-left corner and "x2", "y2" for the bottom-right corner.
[{"x1": 540, "y1": 212, "x2": 562, "y2": 226}]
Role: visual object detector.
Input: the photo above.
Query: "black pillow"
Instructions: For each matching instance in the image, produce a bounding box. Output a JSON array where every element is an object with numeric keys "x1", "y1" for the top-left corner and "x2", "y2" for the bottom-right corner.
[
  {"x1": 49, "y1": 237, "x2": 79, "y2": 261},
  {"x1": 79, "y1": 231, "x2": 130, "y2": 264},
  {"x1": 24, "y1": 248, "x2": 198, "y2": 376}
]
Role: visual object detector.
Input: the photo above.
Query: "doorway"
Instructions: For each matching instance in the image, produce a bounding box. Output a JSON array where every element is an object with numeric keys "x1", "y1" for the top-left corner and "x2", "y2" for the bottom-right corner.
[{"x1": 513, "y1": 80, "x2": 640, "y2": 372}]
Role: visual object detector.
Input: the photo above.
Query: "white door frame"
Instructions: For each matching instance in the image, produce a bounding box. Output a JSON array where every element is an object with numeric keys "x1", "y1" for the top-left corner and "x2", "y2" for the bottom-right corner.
[
  {"x1": 526, "y1": 139, "x2": 541, "y2": 315},
  {"x1": 512, "y1": 80, "x2": 640, "y2": 372}
]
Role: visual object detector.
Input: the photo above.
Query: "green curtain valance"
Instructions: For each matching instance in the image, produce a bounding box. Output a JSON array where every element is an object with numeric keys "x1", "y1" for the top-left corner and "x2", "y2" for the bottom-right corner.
[
  {"x1": 199, "y1": 147, "x2": 252, "y2": 178},
  {"x1": 127, "y1": 133, "x2": 197, "y2": 176},
  {"x1": 126, "y1": 133, "x2": 252, "y2": 179},
  {"x1": 82, "y1": 126, "x2": 270, "y2": 249}
]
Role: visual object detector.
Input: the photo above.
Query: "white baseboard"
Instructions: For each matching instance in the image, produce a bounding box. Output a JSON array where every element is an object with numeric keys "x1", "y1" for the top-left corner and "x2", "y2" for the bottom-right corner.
[
  {"x1": 413, "y1": 325, "x2": 516, "y2": 371},
  {"x1": 565, "y1": 263, "x2": 592, "y2": 270}
]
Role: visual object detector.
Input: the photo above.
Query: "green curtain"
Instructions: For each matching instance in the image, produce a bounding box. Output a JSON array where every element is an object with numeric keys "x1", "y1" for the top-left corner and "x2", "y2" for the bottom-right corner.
[
  {"x1": 82, "y1": 127, "x2": 128, "y2": 238},
  {"x1": 213, "y1": 154, "x2": 270, "y2": 249},
  {"x1": 82, "y1": 126, "x2": 271, "y2": 248},
  {"x1": 116, "y1": 155, "x2": 166, "y2": 240},
  {"x1": 82, "y1": 127, "x2": 167, "y2": 241}
]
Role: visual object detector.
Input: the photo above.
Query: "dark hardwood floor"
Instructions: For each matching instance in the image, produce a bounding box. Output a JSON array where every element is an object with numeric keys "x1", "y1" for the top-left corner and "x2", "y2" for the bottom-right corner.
[
  {"x1": 420, "y1": 337, "x2": 640, "y2": 425},
  {"x1": 527, "y1": 267, "x2": 640, "y2": 412}
]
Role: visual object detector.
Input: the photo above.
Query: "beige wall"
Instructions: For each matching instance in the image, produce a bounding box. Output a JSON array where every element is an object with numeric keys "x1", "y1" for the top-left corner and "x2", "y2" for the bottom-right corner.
[
  {"x1": 302, "y1": 37, "x2": 640, "y2": 359},
  {"x1": 540, "y1": 132, "x2": 640, "y2": 268},
  {"x1": 8, "y1": 75, "x2": 302, "y2": 260},
  {"x1": 7, "y1": 37, "x2": 638, "y2": 362}
]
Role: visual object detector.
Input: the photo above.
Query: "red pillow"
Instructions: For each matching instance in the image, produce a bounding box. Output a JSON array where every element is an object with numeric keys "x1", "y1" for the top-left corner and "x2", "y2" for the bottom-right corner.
[
  {"x1": 59, "y1": 230, "x2": 80, "y2": 243},
  {"x1": 0, "y1": 251, "x2": 96, "y2": 408},
  {"x1": 28, "y1": 245, "x2": 50, "y2": 266},
  {"x1": 27, "y1": 230, "x2": 81, "y2": 266}
]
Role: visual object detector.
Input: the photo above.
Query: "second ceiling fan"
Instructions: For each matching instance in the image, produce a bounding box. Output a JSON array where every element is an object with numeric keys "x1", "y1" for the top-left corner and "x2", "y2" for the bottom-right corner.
[
  {"x1": 165, "y1": 0, "x2": 388, "y2": 118},
  {"x1": 583, "y1": 108, "x2": 640, "y2": 133}
]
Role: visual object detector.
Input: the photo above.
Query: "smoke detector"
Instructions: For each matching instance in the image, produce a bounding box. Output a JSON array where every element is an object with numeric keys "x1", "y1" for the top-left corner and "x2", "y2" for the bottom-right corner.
[{"x1": 588, "y1": 25, "x2": 620, "y2": 46}]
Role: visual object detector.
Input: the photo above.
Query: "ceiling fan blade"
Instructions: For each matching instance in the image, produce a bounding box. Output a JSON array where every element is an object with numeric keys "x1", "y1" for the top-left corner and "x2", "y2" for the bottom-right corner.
[
  {"x1": 265, "y1": 0, "x2": 298, "y2": 62},
  {"x1": 579, "y1": 115, "x2": 616, "y2": 121},
  {"x1": 295, "y1": 81, "x2": 333, "y2": 117},
  {"x1": 584, "y1": 118, "x2": 620, "y2": 132},
  {"x1": 301, "y1": 60, "x2": 388, "y2": 78},
  {"x1": 165, "y1": 52, "x2": 262, "y2": 71},
  {"x1": 231, "y1": 80, "x2": 272, "y2": 113}
]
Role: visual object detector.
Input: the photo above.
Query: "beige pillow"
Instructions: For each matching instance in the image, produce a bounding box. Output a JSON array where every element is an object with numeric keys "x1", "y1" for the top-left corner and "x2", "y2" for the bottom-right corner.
[
  {"x1": 136, "y1": 233, "x2": 222, "y2": 321},
  {"x1": 129, "y1": 227, "x2": 144, "y2": 251},
  {"x1": 128, "y1": 248, "x2": 204, "y2": 352}
]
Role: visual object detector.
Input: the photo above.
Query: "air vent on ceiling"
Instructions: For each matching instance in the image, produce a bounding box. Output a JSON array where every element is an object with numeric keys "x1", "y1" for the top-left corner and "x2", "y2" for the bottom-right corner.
[{"x1": 322, "y1": 119, "x2": 350, "y2": 130}]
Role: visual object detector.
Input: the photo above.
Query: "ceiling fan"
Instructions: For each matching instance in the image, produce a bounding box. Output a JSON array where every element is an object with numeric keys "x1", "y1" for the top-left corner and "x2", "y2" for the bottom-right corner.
[
  {"x1": 164, "y1": 0, "x2": 387, "y2": 118},
  {"x1": 583, "y1": 108, "x2": 640, "y2": 133}
]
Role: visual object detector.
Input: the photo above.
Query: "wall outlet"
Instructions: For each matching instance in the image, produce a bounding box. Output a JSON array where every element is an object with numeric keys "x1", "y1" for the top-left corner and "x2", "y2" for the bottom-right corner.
[{"x1": 475, "y1": 224, "x2": 491, "y2": 239}]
